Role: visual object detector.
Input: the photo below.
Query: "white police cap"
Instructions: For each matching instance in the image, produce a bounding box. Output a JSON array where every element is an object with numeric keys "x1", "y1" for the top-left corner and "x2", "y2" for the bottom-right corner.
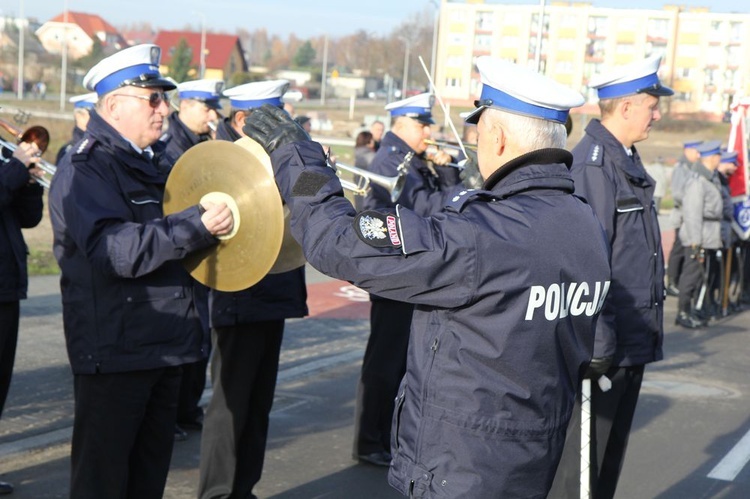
[
  {"x1": 385, "y1": 93, "x2": 435, "y2": 124},
  {"x1": 222, "y1": 80, "x2": 290, "y2": 110},
  {"x1": 69, "y1": 92, "x2": 98, "y2": 109},
  {"x1": 721, "y1": 149, "x2": 738, "y2": 164},
  {"x1": 177, "y1": 79, "x2": 224, "y2": 109},
  {"x1": 589, "y1": 55, "x2": 674, "y2": 100},
  {"x1": 465, "y1": 56, "x2": 584, "y2": 125},
  {"x1": 83, "y1": 44, "x2": 176, "y2": 96}
]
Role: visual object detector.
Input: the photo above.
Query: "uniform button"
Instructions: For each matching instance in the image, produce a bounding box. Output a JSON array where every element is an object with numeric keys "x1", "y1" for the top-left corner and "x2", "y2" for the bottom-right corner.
[
  {"x1": 126, "y1": 297, "x2": 133, "y2": 302},
  {"x1": 174, "y1": 292, "x2": 180, "y2": 297}
]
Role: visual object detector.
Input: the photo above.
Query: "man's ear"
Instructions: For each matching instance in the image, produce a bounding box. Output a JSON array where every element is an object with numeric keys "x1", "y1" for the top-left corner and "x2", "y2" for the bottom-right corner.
[
  {"x1": 233, "y1": 110, "x2": 247, "y2": 132},
  {"x1": 493, "y1": 122, "x2": 506, "y2": 157},
  {"x1": 619, "y1": 98, "x2": 633, "y2": 120}
]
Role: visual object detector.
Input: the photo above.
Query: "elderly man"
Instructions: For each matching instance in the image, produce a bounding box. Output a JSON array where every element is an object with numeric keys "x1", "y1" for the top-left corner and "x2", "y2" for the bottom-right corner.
[
  {"x1": 48, "y1": 44, "x2": 233, "y2": 499},
  {"x1": 549, "y1": 55, "x2": 672, "y2": 499},
  {"x1": 244, "y1": 56, "x2": 610, "y2": 497}
]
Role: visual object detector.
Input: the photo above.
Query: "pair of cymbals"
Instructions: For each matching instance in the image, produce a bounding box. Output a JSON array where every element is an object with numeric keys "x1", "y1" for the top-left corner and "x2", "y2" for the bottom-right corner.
[{"x1": 163, "y1": 137, "x2": 305, "y2": 292}]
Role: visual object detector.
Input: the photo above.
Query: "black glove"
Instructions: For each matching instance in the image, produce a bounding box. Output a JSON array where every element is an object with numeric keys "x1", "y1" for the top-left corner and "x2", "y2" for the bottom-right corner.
[
  {"x1": 458, "y1": 148, "x2": 483, "y2": 189},
  {"x1": 584, "y1": 356, "x2": 612, "y2": 380},
  {"x1": 242, "y1": 104, "x2": 311, "y2": 155}
]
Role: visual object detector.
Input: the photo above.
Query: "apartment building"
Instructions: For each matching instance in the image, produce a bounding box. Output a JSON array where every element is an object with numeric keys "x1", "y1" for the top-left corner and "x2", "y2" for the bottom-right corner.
[{"x1": 436, "y1": 1, "x2": 750, "y2": 117}]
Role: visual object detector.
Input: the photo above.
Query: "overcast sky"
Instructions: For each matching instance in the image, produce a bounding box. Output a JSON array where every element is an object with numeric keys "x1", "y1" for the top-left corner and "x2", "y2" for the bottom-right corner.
[{"x1": 2, "y1": 1, "x2": 748, "y2": 38}]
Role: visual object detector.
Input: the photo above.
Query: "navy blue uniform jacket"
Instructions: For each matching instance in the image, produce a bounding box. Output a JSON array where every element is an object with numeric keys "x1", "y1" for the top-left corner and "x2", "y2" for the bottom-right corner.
[
  {"x1": 570, "y1": 119, "x2": 664, "y2": 367},
  {"x1": 49, "y1": 111, "x2": 217, "y2": 374},
  {"x1": 209, "y1": 119, "x2": 307, "y2": 327},
  {"x1": 161, "y1": 112, "x2": 211, "y2": 166},
  {"x1": 269, "y1": 141, "x2": 611, "y2": 498},
  {"x1": 0, "y1": 154, "x2": 43, "y2": 302}
]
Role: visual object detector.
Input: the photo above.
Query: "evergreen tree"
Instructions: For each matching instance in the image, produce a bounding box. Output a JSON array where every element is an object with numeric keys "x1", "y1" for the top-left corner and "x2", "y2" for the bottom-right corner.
[
  {"x1": 168, "y1": 38, "x2": 195, "y2": 83},
  {"x1": 292, "y1": 41, "x2": 316, "y2": 68}
]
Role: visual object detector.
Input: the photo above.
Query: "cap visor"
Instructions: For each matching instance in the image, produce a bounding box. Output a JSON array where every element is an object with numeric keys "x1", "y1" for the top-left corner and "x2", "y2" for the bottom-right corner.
[
  {"x1": 132, "y1": 77, "x2": 177, "y2": 92},
  {"x1": 464, "y1": 106, "x2": 486, "y2": 125},
  {"x1": 640, "y1": 84, "x2": 674, "y2": 97}
]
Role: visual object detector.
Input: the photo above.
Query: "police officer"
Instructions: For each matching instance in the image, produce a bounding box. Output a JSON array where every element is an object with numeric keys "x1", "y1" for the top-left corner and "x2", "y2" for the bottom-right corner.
[
  {"x1": 355, "y1": 92, "x2": 457, "y2": 467},
  {"x1": 677, "y1": 140, "x2": 725, "y2": 327},
  {"x1": 48, "y1": 44, "x2": 234, "y2": 499},
  {"x1": 162, "y1": 78, "x2": 223, "y2": 164},
  {"x1": 549, "y1": 55, "x2": 671, "y2": 499},
  {"x1": 198, "y1": 80, "x2": 308, "y2": 499},
  {"x1": 244, "y1": 56, "x2": 611, "y2": 498},
  {"x1": 666, "y1": 140, "x2": 703, "y2": 296},
  {"x1": 0, "y1": 132, "x2": 45, "y2": 497},
  {"x1": 56, "y1": 92, "x2": 97, "y2": 164},
  {"x1": 158, "y1": 78, "x2": 224, "y2": 439}
]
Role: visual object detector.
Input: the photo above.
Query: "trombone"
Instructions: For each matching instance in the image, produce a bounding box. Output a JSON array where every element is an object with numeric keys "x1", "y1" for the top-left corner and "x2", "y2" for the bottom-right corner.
[
  {"x1": 332, "y1": 152, "x2": 412, "y2": 203},
  {"x1": 0, "y1": 118, "x2": 56, "y2": 189}
]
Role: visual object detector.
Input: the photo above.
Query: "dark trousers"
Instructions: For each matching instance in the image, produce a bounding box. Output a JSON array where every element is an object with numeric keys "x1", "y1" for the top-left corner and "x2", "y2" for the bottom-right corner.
[
  {"x1": 678, "y1": 248, "x2": 705, "y2": 314},
  {"x1": 0, "y1": 301, "x2": 20, "y2": 418},
  {"x1": 667, "y1": 228, "x2": 685, "y2": 286},
  {"x1": 198, "y1": 321, "x2": 285, "y2": 499},
  {"x1": 353, "y1": 298, "x2": 413, "y2": 456},
  {"x1": 70, "y1": 367, "x2": 182, "y2": 499},
  {"x1": 177, "y1": 357, "x2": 208, "y2": 425},
  {"x1": 548, "y1": 365, "x2": 645, "y2": 499}
]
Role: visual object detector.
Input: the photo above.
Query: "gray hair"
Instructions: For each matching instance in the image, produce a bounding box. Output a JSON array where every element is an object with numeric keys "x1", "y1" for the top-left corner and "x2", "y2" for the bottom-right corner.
[{"x1": 481, "y1": 108, "x2": 567, "y2": 151}]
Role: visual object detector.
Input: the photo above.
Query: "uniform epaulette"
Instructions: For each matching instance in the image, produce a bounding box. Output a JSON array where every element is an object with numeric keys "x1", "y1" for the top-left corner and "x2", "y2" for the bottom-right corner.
[
  {"x1": 586, "y1": 143, "x2": 604, "y2": 166},
  {"x1": 444, "y1": 189, "x2": 495, "y2": 212},
  {"x1": 71, "y1": 137, "x2": 96, "y2": 162}
]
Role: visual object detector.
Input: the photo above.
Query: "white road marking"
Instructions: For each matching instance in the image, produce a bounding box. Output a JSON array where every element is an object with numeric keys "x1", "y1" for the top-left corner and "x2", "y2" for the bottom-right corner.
[{"x1": 708, "y1": 426, "x2": 750, "y2": 481}]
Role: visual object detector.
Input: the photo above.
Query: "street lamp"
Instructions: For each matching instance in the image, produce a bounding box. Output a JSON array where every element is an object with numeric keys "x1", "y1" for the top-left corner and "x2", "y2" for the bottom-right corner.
[
  {"x1": 60, "y1": 0, "x2": 69, "y2": 110},
  {"x1": 17, "y1": 0, "x2": 24, "y2": 100},
  {"x1": 401, "y1": 37, "x2": 410, "y2": 98},
  {"x1": 195, "y1": 12, "x2": 206, "y2": 78},
  {"x1": 429, "y1": 0, "x2": 439, "y2": 84}
]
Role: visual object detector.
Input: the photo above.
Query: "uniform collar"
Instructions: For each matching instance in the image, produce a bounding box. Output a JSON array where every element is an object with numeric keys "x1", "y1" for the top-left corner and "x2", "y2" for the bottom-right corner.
[
  {"x1": 585, "y1": 119, "x2": 647, "y2": 181},
  {"x1": 215, "y1": 117, "x2": 242, "y2": 142},
  {"x1": 484, "y1": 148, "x2": 574, "y2": 195}
]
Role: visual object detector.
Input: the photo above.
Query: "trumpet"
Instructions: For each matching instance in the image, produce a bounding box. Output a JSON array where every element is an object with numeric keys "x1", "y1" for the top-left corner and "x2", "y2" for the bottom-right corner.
[
  {"x1": 424, "y1": 139, "x2": 477, "y2": 152},
  {"x1": 0, "y1": 119, "x2": 55, "y2": 189},
  {"x1": 333, "y1": 152, "x2": 412, "y2": 203}
]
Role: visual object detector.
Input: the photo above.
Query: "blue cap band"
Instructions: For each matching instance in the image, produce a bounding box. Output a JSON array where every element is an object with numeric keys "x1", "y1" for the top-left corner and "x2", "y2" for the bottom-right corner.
[
  {"x1": 683, "y1": 141, "x2": 702, "y2": 148},
  {"x1": 721, "y1": 151, "x2": 738, "y2": 163},
  {"x1": 230, "y1": 97, "x2": 282, "y2": 110},
  {"x1": 95, "y1": 63, "x2": 161, "y2": 96},
  {"x1": 596, "y1": 73, "x2": 660, "y2": 99},
  {"x1": 74, "y1": 101, "x2": 95, "y2": 109},
  {"x1": 699, "y1": 146, "x2": 721, "y2": 157},
  {"x1": 179, "y1": 90, "x2": 218, "y2": 100},
  {"x1": 479, "y1": 85, "x2": 568, "y2": 124},
  {"x1": 390, "y1": 106, "x2": 432, "y2": 118}
]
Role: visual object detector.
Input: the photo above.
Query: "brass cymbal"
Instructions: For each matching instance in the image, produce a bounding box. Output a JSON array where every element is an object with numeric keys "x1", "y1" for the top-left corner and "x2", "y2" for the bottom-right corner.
[
  {"x1": 163, "y1": 140, "x2": 284, "y2": 292},
  {"x1": 234, "y1": 137, "x2": 306, "y2": 274}
]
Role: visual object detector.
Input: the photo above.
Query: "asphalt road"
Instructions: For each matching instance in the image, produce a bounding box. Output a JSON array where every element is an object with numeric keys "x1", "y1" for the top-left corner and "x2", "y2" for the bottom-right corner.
[{"x1": 1, "y1": 252, "x2": 750, "y2": 498}]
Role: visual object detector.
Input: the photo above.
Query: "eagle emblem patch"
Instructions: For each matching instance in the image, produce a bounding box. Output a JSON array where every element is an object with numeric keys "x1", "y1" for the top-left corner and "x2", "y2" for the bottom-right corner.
[{"x1": 354, "y1": 211, "x2": 402, "y2": 248}]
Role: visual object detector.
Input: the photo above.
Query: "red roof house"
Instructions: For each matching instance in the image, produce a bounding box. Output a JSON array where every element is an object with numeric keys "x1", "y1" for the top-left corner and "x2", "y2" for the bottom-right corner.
[
  {"x1": 35, "y1": 11, "x2": 127, "y2": 59},
  {"x1": 154, "y1": 31, "x2": 247, "y2": 81}
]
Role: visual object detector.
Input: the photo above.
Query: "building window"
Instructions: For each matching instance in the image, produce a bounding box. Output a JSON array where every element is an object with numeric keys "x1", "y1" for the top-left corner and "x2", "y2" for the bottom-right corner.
[
  {"x1": 588, "y1": 16, "x2": 608, "y2": 37},
  {"x1": 531, "y1": 13, "x2": 550, "y2": 35},
  {"x1": 709, "y1": 20, "x2": 723, "y2": 43},
  {"x1": 586, "y1": 39, "x2": 606, "y2": 59},
  {"x1": 645, "y1": 42, "x2": 667, "y2": 59},
  {"x1": 556, "y1": 61, "x2": 574, "y2": 73},
  {"x1": 616, "y1": 43, "x2": 635, "y2": 55},
  {"x1": 449, "y1": 34, "x2": 468, "y2": 45},
  {"x1": 675, "y1": 91, "x2": 692, "y2": 102},
  {"x1": 476, "y1": 11, "x2": 493, "y2": 31},
  {"x1": 647, "y1": 18, "x2": 670, "y2": 40},
  {"x1": 474, "y1": 34, "x2": 492, "y2": 51},
  {"x1": 445, "y1": 77, "x2": 462, "y2": 89},
  {"x1": 730, "y1": 22, "x2": 743, "y2": 43},
  {"x1": 680, "y1": 67, "x2": 692, "y2": 79}
]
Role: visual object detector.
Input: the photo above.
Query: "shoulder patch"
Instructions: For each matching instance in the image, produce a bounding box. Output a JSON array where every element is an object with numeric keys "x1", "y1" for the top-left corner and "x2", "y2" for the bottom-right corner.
[
  {"x1": 353, "y1": 211, "x2": 402, "y2": 249},
  {"x1": 444, "y1": 189, "x2": 495, "y2": 212},
  {"x1": 586, "y1": 144, "x2": 604, "y2": 166},
  {"x1": 71, "y1": 137, "x2": 96, "y2": 162}
]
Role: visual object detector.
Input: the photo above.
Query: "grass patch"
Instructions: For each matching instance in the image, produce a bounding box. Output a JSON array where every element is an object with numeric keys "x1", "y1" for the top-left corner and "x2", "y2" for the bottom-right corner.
[{"x1": 27, "y1": 248, "x2": 59, "y2": 276}]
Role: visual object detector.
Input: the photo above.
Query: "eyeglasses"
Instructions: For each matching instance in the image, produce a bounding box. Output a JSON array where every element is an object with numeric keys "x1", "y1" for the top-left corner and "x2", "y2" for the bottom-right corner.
[{"x1": 112, "y1": 91, "x2": 168, "y2": 108}]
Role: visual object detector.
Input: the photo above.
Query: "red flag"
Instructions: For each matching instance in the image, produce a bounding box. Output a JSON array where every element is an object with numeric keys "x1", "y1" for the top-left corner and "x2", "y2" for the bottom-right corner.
[{"x1": 728, "y1": 102, "x2": 749, "y2": 200}]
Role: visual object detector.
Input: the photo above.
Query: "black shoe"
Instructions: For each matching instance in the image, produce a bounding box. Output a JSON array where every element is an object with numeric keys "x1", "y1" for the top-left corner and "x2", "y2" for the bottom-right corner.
[
  {"x1": 357, "y1": 451, "x2": 392, "y2": 467},
  {"x1": 0, "y1": 481, "x2": 13, "y2": 495},
  {"x1": 174, "y1": 425, "x2": 188, "y2": 441},
  {"x1": 675, "y1": 312, "x2": 703, "y2": 329},
  {"x1": 666, "y1": 284, "x2": 680, "y2": 297}
]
